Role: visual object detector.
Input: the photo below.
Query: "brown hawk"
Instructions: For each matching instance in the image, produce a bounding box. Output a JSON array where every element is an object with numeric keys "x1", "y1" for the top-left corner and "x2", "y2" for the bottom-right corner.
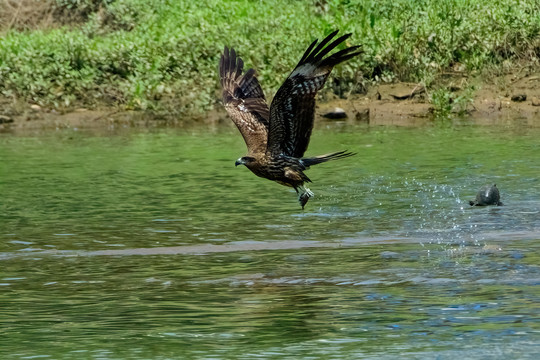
[{"x1": 219, "y1": 30, "x2": 361, "y2": 208}]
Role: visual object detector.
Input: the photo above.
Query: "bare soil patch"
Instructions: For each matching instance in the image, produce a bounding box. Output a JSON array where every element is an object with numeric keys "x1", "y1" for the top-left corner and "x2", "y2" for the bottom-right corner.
[{"x1": 319, "y1": 71, "x2": 540, "y2": 127}]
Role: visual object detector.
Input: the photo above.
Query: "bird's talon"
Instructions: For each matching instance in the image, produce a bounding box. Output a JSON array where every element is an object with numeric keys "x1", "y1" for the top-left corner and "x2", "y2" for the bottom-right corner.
[{"x1": 298, "y1": 187, "x2": 314, "y2": 208}]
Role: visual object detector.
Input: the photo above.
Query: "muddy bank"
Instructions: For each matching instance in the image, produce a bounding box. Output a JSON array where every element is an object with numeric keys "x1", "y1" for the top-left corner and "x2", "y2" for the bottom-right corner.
[
  {"x1": 316, "y1": 71, "x2": 540, "y2": 127},
  {"x1": 1, "y1": 72, "x2": 539, "y2": 133}
]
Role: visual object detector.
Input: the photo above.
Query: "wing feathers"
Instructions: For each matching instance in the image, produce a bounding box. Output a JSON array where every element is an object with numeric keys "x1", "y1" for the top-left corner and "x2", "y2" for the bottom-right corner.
[
  {"x1": 235, "y1": 56, "x2": 243, "y2": 79},
  {"x1": 303, "y1": 29, "x2": 340, "y2": 64},
  {"x1": 319, "y1": 45, "x2": 363, "y2": 68},
  {"x1": 298, "y1": 38, "x2": 319, "y2": 65},
  {"x1": 267, "y1": 31, "x2": 361, "y2": 158},
  {"x1": 238, "y1": 68, "x2": 265, "y2": 99},
  {"x1": 220, "y1": 46, "x2": 270, "y2": 154},
  {"x1": 306, "y1": 32, "x2": 349, "y2": 65},
  {"x1": 219, "y1": 31, "x2": 360, "y2": 158}
]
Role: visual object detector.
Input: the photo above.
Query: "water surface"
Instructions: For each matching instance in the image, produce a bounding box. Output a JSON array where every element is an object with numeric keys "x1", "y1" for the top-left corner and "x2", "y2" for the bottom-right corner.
[{"x1": 1, "y1": 122, "x2": 539, "y2": 359}]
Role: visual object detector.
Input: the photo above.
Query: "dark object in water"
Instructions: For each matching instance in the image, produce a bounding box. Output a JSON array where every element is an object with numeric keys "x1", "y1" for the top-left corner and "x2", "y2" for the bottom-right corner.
[
  {"x1": 469, "y1": 184, "x2": 503, "y2": 206},
  {"x1": 322, "y1": 107, "x2": 348, "y2": 119}
]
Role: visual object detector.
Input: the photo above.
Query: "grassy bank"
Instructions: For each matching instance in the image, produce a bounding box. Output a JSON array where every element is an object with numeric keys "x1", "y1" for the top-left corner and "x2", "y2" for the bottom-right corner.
[{"x1": 0, "y1": 0, "x2": 539, "y2": 118}]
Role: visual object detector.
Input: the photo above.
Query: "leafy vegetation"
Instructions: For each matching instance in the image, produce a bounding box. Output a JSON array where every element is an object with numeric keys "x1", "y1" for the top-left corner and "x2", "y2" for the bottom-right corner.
[{"x1": 0, "y1": 0, "x2": 539, "y2": 117}]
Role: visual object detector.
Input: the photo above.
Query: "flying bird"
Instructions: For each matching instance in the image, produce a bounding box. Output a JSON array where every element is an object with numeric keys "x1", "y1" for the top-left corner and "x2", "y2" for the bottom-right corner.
[{"x1": 219, "y1": 30, "x2": 361, "y2": 208}]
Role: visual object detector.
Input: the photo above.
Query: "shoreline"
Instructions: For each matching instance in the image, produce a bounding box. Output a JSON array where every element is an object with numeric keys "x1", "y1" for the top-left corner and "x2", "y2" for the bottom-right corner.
[{"x1": 1, "y1": 74, "x2": 539, "y2": 133}]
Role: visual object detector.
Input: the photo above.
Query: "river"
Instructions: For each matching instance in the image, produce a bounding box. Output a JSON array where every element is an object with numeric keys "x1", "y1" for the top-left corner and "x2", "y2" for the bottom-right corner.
[{"x1": 1, "y1": 121, "x2": 539, "y2": 359}]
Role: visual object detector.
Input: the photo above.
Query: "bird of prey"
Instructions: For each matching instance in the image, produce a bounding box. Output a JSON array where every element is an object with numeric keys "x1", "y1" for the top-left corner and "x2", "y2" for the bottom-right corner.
[{"x1": 219, "y1": 30, "x2": 361, "y2": 209}]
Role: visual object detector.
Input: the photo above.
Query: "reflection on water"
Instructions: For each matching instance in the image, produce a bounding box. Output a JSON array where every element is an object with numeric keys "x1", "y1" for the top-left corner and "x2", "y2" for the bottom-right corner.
[{"x1": 1, "y1": 123, "x2": 539, "y2": 359}]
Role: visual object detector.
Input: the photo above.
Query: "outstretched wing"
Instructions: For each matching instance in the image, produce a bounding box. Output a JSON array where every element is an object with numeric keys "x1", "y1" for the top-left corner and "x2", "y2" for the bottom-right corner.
[
  {"x1": 219, "y1": 46, "x2": 270, "y2": 154},
  {"x1": 267, "y1": 30, "x2": 362, "y2": 157}
]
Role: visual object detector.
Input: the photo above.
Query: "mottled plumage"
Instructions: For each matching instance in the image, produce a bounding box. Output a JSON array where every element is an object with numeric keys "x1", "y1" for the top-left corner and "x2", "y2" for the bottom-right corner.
[{"x1": 219, "y1": 30, "x2": 361, "y2": 208}]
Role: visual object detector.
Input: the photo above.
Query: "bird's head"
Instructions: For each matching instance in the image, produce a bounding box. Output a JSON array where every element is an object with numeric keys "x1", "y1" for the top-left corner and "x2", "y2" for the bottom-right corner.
[{"x1": 235, "y1": 156, "x2": 256, "y2": 167}]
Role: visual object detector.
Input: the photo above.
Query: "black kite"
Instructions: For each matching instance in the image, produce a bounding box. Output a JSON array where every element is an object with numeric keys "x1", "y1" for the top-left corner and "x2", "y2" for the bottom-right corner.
[{"x1": 219, "y1": 30, "x2": 361, "y2": 208}]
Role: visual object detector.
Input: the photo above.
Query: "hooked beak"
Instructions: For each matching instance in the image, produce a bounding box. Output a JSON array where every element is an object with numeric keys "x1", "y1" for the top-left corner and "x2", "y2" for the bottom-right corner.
[{"x1": 235, "y1": 158, "x2": 244, "y2": 167}]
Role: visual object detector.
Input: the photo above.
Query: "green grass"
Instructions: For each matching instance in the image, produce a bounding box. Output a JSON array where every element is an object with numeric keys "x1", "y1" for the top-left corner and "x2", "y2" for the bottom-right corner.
[{"x1": 0, "y1": 0, "x2": 539, "y2": 117}]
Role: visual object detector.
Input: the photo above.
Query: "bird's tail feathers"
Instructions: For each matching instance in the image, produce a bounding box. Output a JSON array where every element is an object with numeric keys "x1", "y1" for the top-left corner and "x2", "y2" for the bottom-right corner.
[{"x1": 301, "y1": 150, "x2": 356, "y2": 167}]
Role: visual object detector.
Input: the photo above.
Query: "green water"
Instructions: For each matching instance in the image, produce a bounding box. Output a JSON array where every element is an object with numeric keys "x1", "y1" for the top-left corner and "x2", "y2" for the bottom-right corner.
[{"x1": 1, "y1": 123, "x2": 539, "y2": 359}]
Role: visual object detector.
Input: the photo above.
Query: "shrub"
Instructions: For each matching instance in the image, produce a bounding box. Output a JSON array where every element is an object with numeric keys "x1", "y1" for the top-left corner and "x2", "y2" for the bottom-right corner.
[{"x1": 0, "y1": 0, "x2": 538, "y2": 116}]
